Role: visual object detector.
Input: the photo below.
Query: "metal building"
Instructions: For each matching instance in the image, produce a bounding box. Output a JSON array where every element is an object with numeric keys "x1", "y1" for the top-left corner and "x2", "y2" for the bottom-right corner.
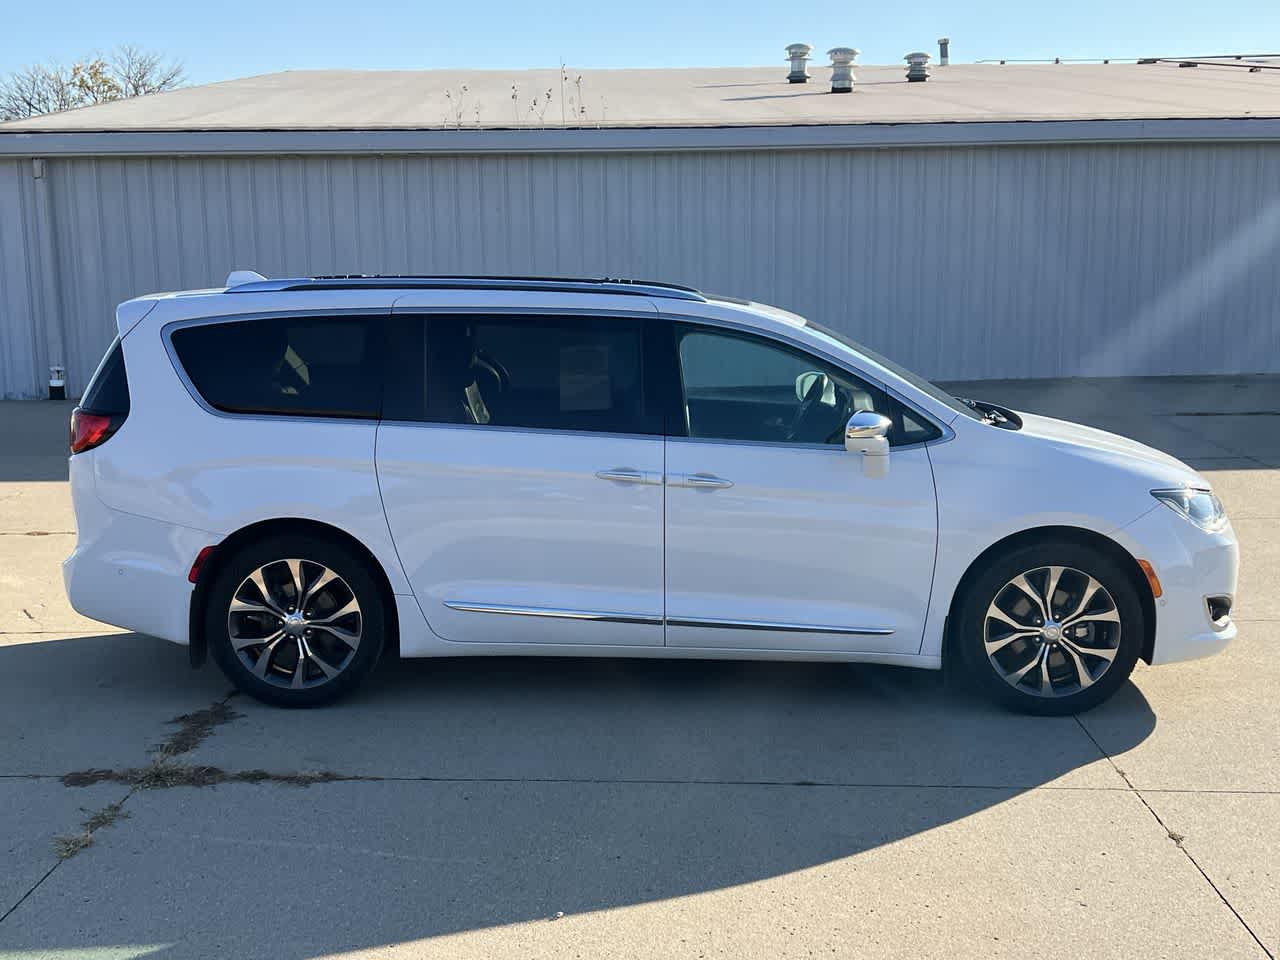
[{"x1": 2, "y1": 59, "x2": 1279, "y2": 398}]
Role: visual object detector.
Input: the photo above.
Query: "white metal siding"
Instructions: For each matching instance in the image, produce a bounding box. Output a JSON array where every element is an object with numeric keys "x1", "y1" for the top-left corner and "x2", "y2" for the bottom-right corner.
[{"x1": 2, "y1": 142, "x2": 1278, "y2": 397}]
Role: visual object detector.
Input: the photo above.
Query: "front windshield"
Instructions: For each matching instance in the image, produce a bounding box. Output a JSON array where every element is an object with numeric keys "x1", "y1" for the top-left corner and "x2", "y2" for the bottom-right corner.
[{"x1": 805, "y1": 320, "x2": 985, "y2": 422}]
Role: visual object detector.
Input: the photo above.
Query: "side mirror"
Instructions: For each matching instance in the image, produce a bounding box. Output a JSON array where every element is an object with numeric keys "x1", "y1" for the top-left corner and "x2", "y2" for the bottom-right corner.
[{"x1": 845, "y1": 411, "x2": 892, "y2": 477}]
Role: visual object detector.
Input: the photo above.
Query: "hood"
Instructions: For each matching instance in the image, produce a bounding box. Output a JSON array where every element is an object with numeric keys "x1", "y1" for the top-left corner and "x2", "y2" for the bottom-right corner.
[{"x1": 1014, "y1": 411, "x2": 1207, "y2": 490}]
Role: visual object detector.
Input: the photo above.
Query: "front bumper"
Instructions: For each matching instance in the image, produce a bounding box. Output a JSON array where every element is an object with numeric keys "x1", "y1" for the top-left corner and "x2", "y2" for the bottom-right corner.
[{"x1": 1116, "y1": 504, "x2": 1239, "y2": 666}]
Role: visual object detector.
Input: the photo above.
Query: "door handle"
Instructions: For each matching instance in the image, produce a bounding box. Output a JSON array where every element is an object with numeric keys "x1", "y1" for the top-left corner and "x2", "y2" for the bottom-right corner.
[
  {"x1": 595, "y1": 468, "x2": 658, "y2": 485},
  {"x1": 671, "y1": 472, "x2": 734, "y2": 489}
]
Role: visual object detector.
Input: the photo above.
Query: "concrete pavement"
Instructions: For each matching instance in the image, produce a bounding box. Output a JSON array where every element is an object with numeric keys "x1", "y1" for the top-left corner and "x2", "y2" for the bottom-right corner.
[{"x1": 0, "y1": 378, "x2": 1276, "y2": 959}]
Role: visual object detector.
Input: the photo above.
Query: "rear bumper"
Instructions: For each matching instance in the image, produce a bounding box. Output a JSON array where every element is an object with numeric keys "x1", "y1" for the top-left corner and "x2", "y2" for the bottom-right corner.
[
  {"x1": 1116, "y1": 504, "x2": 1239, "y2": 666},
  {"x1": 63, "y1": 453, "x2": 211, "y2": 645}
]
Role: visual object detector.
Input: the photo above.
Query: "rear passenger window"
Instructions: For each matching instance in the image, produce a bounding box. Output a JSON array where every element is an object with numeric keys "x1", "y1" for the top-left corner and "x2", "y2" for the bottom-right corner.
[
  {"x1": 171, "y1": 316, "x2": 382, "y2": 419},
  {"x1": 384, "y1": 315, "x2": 664, "y2": 435}
]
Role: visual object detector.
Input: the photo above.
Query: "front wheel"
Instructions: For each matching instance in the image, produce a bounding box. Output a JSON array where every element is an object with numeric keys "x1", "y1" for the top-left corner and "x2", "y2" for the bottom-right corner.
[
  {"x1": 956, "y1": 541, "x2": 1143, "y2": 715},
  {"x1": 206, "y1": 534, "x2": 386, "y2": 707}
]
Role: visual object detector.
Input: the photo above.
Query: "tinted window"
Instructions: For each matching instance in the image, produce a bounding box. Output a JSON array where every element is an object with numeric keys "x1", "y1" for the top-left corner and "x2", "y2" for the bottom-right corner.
[
  {"x1": 385, "y1": 315, "x2": 665, "y2": 435},
  {"x1": 675, "y1": 324, "x2": 939, "y2": 447},
  {"x1": 80, "y1": 337, "x2": 130, "y2": 414},
  {"x1": 171, "y1": 316, "x2": 382, "y2": 419}
]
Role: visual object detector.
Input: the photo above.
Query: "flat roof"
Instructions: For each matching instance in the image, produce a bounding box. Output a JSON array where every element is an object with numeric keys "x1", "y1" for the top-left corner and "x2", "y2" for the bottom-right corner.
[{"x1": 4, "y1": 61, "x2": 1279, "y2": 134}]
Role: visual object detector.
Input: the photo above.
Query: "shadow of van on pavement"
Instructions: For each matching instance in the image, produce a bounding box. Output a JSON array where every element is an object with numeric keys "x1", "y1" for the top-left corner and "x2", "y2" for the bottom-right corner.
[{"x1": 0, "y1": 634, "x2": 1157, "y2": 958}]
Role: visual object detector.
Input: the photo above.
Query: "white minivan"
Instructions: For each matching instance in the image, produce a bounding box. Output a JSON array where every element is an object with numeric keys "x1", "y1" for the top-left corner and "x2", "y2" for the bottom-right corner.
[{"x1": 64, "y1": 275, "x2": 1238, "y2": 713}]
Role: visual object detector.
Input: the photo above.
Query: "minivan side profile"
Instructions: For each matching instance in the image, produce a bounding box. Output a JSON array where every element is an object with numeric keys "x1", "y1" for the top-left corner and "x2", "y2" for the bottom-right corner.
[{"x1": 64, "y1": 275, "x2": 1238, "y2": 714}]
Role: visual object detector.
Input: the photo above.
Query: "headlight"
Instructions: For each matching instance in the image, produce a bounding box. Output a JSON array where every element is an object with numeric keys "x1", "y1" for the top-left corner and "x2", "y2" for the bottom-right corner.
[{"x1": 1151, "y1": 488, "x2": 1228, "y2": 532}]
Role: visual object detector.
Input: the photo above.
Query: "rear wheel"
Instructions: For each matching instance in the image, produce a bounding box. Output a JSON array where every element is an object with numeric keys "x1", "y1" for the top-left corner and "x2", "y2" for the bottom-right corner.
[
  {"x1": 206, "y1": 534, "x2": 385, "y2": 707},
  {"x1": 956, "y1": 541, "x2": 1143, "y2": 715}
]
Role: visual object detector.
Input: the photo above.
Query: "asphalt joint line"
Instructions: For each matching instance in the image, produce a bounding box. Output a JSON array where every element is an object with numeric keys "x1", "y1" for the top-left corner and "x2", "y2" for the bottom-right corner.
[{"x1": 1073, "y1": 714, "x2": 1274, "y2": 960}]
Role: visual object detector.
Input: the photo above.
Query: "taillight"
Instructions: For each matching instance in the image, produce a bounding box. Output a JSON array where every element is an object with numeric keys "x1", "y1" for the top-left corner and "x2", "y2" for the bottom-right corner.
[{"x1": 69, "y1": 408, "x2": 122, "y2": 454}]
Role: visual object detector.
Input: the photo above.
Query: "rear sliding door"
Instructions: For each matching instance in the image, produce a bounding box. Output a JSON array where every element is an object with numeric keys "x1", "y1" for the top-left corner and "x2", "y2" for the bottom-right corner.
[{"x1": 376, "y1": 311, "x2": 671, "y2": 647}]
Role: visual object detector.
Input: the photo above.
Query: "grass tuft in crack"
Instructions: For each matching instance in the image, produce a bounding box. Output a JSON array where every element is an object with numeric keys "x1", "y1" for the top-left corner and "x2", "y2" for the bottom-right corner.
[
  {"x1": 53, "y1": 800, "x2": 129, "y2": 860},
  {"x1": 62, "y1": 765, "x2": 355, "y2": 789},
  {"x1": 53, "y1": 832, "x2": 94, "y2": 860},
  {"x1": 152, "y1": 700, "x2": 242, "y2": 758},
  {"x1": 61, "y1": 696, "x2": 358, "y2": 791}
]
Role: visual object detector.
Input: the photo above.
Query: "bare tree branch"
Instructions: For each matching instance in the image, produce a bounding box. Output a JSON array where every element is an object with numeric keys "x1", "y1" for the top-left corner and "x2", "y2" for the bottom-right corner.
[
  {"x1": 0, "y1": 46, "x2": 185, "y2": 121},
  {"x1": 110, "y1": 44, "x2": 185, "y2": 98},
  {"x1": 0, "y1": 62, "x2": 79, "y2": 120}
]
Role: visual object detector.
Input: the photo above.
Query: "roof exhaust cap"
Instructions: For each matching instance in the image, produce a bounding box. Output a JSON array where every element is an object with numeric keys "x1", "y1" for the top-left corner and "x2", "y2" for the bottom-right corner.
[
  {"x1": 905, "y1": 52, "x2": 932, "y2": 81},
  {"x1": 937, "y1": 37, "x2": 950, "y2": 66},
  {"x1": 828, "y1": 47, "x2": 859, "y2": 93},
  {"x1": 786, "y1": 43, "x2": 813, "y2": 83}
]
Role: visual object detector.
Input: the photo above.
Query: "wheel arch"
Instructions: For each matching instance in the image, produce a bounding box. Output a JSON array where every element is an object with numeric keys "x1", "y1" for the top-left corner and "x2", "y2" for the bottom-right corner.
[
  {"x1": 188, "y1": 517, "x2": 400, "y2": 668},
  {"x1": 941, "y1": 525, "x2": 1157, "y2": 670}
]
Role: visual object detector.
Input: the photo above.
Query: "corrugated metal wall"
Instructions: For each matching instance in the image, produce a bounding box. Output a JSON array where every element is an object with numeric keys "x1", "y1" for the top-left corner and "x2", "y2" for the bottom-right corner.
[
  {"x1": 0, "y1": 160, "x2": 48, "y2": 398},
  {"x1": 2, "y1": 141, "x2": 1279, "y2": 398}
]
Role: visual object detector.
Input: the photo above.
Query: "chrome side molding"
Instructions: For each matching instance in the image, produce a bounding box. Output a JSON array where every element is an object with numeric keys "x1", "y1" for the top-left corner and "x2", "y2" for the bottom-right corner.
[
  {"x1": 442, "y1": 601, "x2": 662, "y2": 626},
  {"x1": 443, "y1": 601, "x2": 892, "y2": 636},
  {"x1": 666, "y1": 615, "x2": 893, "y2": 636}
]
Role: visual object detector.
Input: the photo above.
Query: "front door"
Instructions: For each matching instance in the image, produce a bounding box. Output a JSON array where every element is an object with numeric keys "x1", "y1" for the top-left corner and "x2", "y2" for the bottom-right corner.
[
  {"x1": 376, "y1": 310, "x2": 668, "y2": 646},
  {"x1": 663, "y1": 323, "x2": 939, "y2": 654}
]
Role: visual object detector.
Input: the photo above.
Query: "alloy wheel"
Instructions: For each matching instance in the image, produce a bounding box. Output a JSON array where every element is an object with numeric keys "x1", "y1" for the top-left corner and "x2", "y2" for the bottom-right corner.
[
  {"x1": 226, "y1": 558, "x2": 362, "y2": 689},
  {"x1": 984, "y1": 565, "x2": 1122, "y2": 699}
]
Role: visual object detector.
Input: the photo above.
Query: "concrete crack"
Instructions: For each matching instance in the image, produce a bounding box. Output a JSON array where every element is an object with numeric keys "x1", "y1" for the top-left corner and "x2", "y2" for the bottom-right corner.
[
  {"x1": 150, "y1": 697, "x2": 242, "y2": 758},
  {"x1": 61, "y1": 693, "x2": 361, "y2": 790},
  {"x1": 53, "y1": 795, "x2": 131, "y2": 860},
  {"x1": 63, "y1": 765, "x2": 356, "y2": 789},
  {"x1": 1074, "y1": 715, "x2": 1274, "y2": 959},
  {"x1": 0, "y1": 789, "x2": 134, "y2": 927}
]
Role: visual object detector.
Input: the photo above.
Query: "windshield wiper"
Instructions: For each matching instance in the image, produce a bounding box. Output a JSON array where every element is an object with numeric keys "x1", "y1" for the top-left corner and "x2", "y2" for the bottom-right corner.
[
  {"x1": 956, "y1": 397, "x2": 1020, "y2": 430},
  {"x1": 956, "y1": 396, "x2": 995, "y2": 422}
]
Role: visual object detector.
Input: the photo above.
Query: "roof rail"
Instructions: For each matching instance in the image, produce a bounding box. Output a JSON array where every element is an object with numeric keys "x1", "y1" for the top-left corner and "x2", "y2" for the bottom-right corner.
[{"x1": 223, "y1": 274, "x2": 707, "y2": 302}]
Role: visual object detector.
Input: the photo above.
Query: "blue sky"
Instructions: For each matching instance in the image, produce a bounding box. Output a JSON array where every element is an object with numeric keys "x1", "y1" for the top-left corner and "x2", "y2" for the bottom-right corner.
[{"x1": 2, "y1": 0, "x2": 1277, "y2": 84}]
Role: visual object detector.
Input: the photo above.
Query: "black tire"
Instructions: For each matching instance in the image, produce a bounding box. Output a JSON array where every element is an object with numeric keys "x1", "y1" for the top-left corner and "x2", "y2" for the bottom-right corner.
[
  {"x1": 206, "y1": 533, "x2": 386, "y2": 707},
  {"x1": 956, "y1": 540, "x2": 1143, "y2": 716}
]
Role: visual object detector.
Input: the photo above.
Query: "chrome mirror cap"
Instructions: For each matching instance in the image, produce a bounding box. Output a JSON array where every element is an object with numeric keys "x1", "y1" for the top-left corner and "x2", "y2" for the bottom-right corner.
[
  {"x1": 845, "y1": 411, "x2": 892, "y2": 441},
  {"x1": 845, "y1": 412, "x2": 892, "y2": 475}
]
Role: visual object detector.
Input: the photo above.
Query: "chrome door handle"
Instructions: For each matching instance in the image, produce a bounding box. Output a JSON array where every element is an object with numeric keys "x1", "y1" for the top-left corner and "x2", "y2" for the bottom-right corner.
[
  {"x1": 595, "y1": 468, "x2": 658, "y2": 485},
  {"x1": 672, "y1": 472, "x2": 734, "y2": 489}
]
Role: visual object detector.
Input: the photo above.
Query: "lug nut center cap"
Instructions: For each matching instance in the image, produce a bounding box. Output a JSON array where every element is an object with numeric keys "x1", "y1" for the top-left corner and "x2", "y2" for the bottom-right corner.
[
  {"x1": 1041, "y1": 623, "x2": 1062, "y2": 642},
  {"x1": 282, "y1": 612, "x2": 306, "y2": 636}
]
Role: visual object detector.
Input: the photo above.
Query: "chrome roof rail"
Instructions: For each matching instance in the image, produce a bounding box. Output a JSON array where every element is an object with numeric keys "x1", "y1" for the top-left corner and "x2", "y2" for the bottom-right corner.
[{"x1": 223, "y1": 274, "x2": 707, "y2": 302}]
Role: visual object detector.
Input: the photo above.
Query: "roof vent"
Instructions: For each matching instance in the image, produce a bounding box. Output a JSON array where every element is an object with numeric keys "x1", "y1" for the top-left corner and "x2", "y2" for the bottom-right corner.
[
  {"x1": 905, "y1": 52, "x2": 931, "y2": 81},
  {"x1": 786, "y1": 43, "x2": 813, "y2": 83},
  {"x1": 937, "y1": 37, "x2": 951, "y2": 66},
  {"x1": 828, "y1": 47, "x2": 859, "y2": 93}
]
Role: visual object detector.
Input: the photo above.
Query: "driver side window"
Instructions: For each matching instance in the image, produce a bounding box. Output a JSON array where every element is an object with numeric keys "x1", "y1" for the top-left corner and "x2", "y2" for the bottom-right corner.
[{"x1": 674, "y1": 324, "x2": 935, "y2": 446}]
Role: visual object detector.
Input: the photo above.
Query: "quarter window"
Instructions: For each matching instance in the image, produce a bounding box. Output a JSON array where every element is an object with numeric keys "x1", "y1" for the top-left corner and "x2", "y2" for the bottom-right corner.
[
  {"x1": 384, "y1": 315, "x2": 665, "y2": 435},
  {"x1": 80, "y1": 337, "x2": 130, "y2": 415},
  {"x1": 170, "y1": 315, "x2": 382, "y2": 419},
  {"x1": 674, "y1": 324, "x2": 939, "y2": 446}
]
